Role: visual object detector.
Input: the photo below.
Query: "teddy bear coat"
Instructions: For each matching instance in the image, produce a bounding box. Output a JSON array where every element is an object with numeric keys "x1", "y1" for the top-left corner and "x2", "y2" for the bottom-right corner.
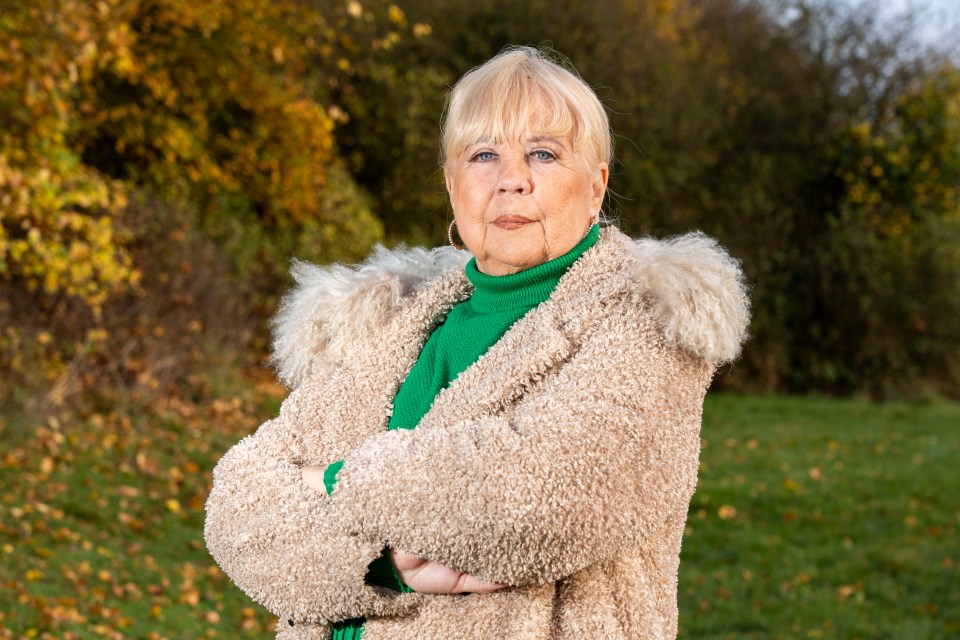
[{"x1": 204, "y1": 226, "x2": 750, "y2": 639}]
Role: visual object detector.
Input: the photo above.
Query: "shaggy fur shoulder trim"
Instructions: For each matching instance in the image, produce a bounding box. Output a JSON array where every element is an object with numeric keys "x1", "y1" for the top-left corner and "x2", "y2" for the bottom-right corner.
[
  {"x1": 628, "y1": 232, "x2": 750, "y2": 365},
  {"x1": 271, "y1": 245, "x2": 470, "y2": 389}
]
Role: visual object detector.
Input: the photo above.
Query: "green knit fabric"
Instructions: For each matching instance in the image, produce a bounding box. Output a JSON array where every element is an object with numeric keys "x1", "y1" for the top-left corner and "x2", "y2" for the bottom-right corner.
[
  {"x1": 387, "y1": 223, "x2": 599, "y2": 433},
  {"x1": 325, "y1": 225, "x2": 599, "y2": 638}
]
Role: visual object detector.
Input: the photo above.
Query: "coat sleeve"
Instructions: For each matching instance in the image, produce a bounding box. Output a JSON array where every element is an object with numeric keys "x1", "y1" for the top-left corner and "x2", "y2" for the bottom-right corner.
[
  {"x1": 203, "y1": 372, "x2": 425, "y2": 624},
  {"x1": 326, "y1": 294, "x2": 715, "y2": 587}
]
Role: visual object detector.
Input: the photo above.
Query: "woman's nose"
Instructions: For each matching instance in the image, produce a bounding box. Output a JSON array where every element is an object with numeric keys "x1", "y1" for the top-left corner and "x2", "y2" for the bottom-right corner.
[{"x1": 497, "y1": 151, "x2": 532, "y2": 194}]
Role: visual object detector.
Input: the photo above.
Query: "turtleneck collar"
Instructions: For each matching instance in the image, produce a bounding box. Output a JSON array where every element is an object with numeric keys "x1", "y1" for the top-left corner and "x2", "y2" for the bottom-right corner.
[{"x1": 464, "y1": 224, "x2": 600, "y2": 314}]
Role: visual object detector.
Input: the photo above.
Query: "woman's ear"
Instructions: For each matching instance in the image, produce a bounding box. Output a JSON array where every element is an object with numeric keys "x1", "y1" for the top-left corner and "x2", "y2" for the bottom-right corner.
[
  {"x1": 592, "y1": 163, "x2": 609, "y2": 209},
  {"x1": 444, "y1": 168, "x2": 454, "y2": 196}
]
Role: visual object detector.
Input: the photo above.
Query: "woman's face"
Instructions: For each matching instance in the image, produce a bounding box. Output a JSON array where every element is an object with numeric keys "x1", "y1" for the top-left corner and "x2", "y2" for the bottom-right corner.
[{"x1": 445, "y1": 126, "x2": 608, "y2": 276}]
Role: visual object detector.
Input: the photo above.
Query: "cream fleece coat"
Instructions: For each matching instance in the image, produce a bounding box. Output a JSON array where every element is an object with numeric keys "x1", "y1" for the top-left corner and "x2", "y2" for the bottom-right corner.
[{"x1": 204, "y1": 227, "x2": 750, "y2": 639}]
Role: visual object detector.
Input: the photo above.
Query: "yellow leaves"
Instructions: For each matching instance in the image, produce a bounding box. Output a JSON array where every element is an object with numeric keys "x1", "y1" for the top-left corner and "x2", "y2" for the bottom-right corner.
[
  {"x1": 1, "y1": 0, "x2": 393, "y2": 349},
  {"x1": 179, "y1": 586, "x2": 200, "y2": 605},
  {"x1": 0, "y1": 1, "x2": 319, "y2": 298},
  {"x1": 717, "y1": 504, "x2": 738, "y2": 520},
  {"x1": 135, "y1": 451, "x2": 161, "y2": 476},
  {"x1": 412, "y1": 22, "x2": 432, "y2": 38},
  {"x1": 165, "y1": 499, "x2": 181, "y2": 513},
  {"x1": 0, "y1": 151, "x2": 134, "y2": 312},
  {"x1": 0, "y1": 385, "x2": 284, "y2": 636},
  {"x1": 839, "y1": 67, "x2": 960, "y2": 239},
  {"x1": 853, "y1": 121, "x2": 872, "y2": 141},
  {"x1": 117, "y1": 485, "x2": 140, "y2": 498},
  {"x1": 40, "y1": 457, "x2": 55, "y2": 474},
  {"x1": 388, "y1": 5, "x2": 407, "y2": 27}
]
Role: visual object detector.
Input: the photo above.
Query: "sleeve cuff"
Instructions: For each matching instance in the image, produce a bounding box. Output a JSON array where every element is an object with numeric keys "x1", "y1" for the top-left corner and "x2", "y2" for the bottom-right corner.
[
  {"x1": 323, "y1": 459, "x2": 345, "y2": 496},
  {"x1": 365, "y1": 547, "x2": 413, "y2": 592},
  {"x1": 326, "y1": 462, "x2": 411, "y2": 592}
]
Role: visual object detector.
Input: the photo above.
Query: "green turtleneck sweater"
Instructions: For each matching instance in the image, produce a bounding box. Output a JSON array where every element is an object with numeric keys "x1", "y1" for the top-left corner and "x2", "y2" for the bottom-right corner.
[{"x1": 323, "y1": 225, "x2": 599, "y2": 638}]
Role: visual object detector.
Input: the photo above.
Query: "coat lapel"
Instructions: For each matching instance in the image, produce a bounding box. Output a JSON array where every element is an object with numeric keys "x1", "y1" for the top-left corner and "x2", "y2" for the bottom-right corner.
[
  {"x1": 331, "y1": 227, "x2": 631, "y2": 444},
  {"x1": 320, "y1": 269, "x2": 470, "y2": 453},
  {"x1": 415, "y1": 300, "x2": 575, "y2": 432},
  {"x1": 415, "y1": 228, "x2": 630, "y2": 433}
]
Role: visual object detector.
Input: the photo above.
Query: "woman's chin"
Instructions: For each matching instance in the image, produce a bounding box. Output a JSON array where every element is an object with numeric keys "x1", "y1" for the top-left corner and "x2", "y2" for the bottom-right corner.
[{"x1": 476, "y1": 250, "x2": 543, "y2": 276}]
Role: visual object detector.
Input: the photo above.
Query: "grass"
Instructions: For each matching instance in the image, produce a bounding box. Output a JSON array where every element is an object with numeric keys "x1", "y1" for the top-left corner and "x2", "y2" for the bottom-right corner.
[
  {"x1": 0, "y1": 377, "x2": 284, "y2": 639},
  {"x1": 680, "y1": 395, "x2": 959, "y2": 639},
  {"x1": 1, "y1": 391, "x2": 957, "y2": 638}
]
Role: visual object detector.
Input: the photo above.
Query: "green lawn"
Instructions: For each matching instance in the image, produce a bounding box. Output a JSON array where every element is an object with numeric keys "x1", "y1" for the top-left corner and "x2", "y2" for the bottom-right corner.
[
  {"x1": 680, "y1": 395, "x2": 959, "y2": 639},
  {"x1": 1, "y1": 393, "x2": 957, "y2": 638}
]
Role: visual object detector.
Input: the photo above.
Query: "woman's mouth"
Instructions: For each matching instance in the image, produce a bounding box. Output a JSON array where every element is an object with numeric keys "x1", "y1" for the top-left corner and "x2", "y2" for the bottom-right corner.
[{"x1": 493, "y1": 215, "x2": 534, "y2": 229}]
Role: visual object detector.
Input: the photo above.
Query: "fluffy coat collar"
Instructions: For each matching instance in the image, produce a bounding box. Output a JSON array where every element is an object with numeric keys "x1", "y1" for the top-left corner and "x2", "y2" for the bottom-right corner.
[{"x1": 271, "y1": 227, "x2": 750, "y2": 389}]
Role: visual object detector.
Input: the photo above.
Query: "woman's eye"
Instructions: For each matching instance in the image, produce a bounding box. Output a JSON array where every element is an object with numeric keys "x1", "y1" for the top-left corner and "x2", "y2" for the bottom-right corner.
[
  {"x1": 471, "y1": 151, "x2": 496, "y2": 162},
  {"x1": 532, "y1": 150, "x2": 556, "y2": 161}
]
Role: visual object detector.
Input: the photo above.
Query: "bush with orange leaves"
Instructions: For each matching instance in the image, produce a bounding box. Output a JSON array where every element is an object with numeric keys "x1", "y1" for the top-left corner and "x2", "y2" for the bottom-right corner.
[{"x1": 0, "y1": 0, "x2": 411, "y2": 415}]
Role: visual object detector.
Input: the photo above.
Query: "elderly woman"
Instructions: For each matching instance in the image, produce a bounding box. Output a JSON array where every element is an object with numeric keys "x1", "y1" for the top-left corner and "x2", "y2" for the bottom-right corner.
[{"x1": 205, "y1": 47, "x2": 749, "y2": 639}]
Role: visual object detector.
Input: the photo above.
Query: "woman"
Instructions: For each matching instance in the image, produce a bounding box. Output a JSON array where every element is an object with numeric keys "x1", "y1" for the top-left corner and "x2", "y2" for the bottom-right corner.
[{"x1": 205, "y1": 47, "x2": 750, "y2": 639}]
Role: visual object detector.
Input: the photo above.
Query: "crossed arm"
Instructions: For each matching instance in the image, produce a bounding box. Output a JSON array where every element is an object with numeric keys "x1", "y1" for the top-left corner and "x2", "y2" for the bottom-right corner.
[
  {"x1": 204, "y1": 370, "x2": 427, "y2": 625},
  {"x1": 206, "y1": 298, "x2": 711, "y2": 622},
  {"x1": 325, "y1": 300, "x2": 711, "y2": 588},
  {"x1": 299, "y1": 464, "x2": 506, "y2": 594}
]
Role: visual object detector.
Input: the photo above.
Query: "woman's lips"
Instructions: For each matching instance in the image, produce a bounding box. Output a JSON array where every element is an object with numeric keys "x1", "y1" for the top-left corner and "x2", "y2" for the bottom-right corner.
[{"x1": 493, "y1": 215, "x2": 534, "y2": 229}]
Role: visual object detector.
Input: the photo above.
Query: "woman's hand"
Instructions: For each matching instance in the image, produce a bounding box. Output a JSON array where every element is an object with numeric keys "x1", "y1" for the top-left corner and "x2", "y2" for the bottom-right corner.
[
  {"x1": 301, "y1": 464, "x2": 327, "y2": 494},
  {"x1": 390, "y1": 549, "x2": 507, "y2": 594},
  {"x1": 301, "y1": 464, "x2": 505, "y2": 595}
]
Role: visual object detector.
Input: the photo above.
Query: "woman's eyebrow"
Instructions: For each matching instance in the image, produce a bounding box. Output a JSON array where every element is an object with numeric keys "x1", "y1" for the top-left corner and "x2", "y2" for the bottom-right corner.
[
  {"x1": 526, "y1": 136, "x2": 571, "y2": 151},
  {"x1": 463, "y1": 138, "x2": 492, "y2": 149},
  {"x1": 526, "y1": 135, "x2": 564, "y2": 145}
]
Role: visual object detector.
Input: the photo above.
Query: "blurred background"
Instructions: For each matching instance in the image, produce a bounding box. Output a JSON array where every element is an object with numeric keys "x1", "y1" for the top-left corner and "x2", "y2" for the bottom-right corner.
[{"x1": 1, "y1": 0, "x2": 957, "y2": 638}]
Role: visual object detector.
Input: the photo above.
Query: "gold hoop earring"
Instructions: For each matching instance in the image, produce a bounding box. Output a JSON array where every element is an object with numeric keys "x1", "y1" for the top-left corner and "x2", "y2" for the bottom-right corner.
[
  {"x1": 448, "y1": 220, "x2": 464, "y2": 250},
  {"x1": 581, "y1": 215, "x2": 599, "y2": 240}
]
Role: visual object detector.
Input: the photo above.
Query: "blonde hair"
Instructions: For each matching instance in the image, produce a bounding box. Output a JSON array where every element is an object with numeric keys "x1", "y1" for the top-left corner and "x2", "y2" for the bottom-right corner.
[{"x1": 440, "y1": 46, "x2": 612, "y2": 170}]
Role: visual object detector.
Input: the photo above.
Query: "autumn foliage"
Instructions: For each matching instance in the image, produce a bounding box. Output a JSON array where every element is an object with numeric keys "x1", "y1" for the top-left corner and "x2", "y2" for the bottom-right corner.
[
  {"x1": 1, "y1": 0, "x2": 412, "y2": 413},
  {"x1": 1, "y1": 0, "x2": 960, "y2": 418},
  {"x1": 1, "y1": 1, "x2": 137, "y2": 309}
]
